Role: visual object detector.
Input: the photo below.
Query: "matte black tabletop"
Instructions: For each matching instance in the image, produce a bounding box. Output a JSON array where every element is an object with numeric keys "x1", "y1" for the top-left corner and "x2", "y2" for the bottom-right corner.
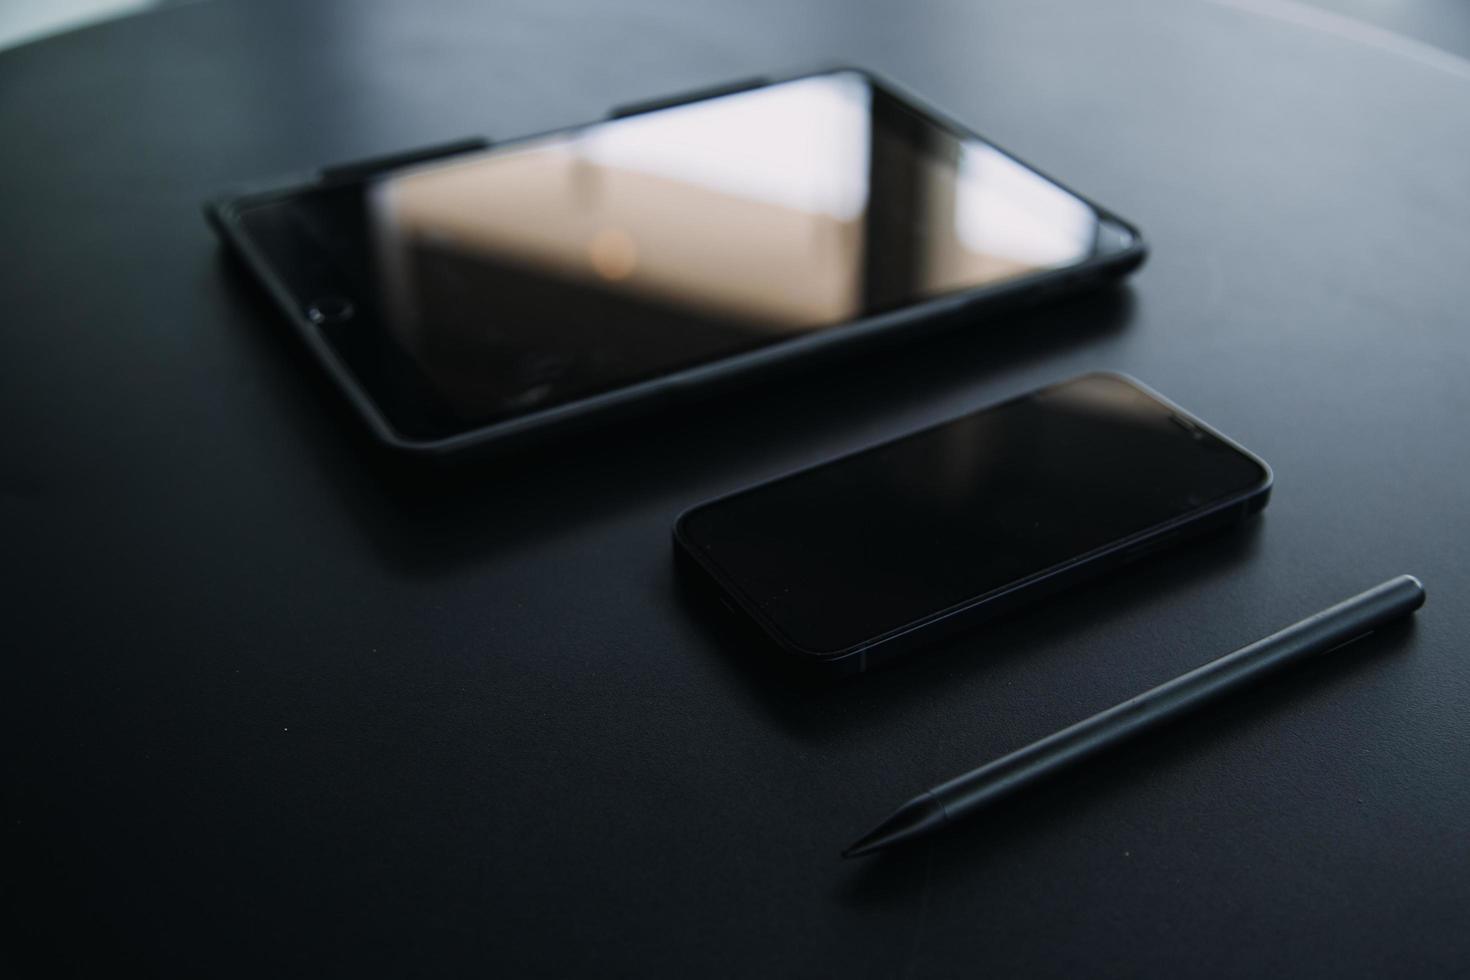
[{"x1": 4, "y1": 1, "x2": 1468, "y2": 975}]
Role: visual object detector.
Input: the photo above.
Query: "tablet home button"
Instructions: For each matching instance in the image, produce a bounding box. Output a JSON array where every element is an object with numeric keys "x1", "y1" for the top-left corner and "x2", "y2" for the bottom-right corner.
[{"x1": 305, "y1": 294, "x2": 355, "y2": 326}]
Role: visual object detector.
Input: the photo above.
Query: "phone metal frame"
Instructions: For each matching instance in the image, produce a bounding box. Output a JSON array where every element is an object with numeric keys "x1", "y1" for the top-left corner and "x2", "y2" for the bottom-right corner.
[{"x1": 206, "y1": 67, "x2": 1148, "y2": 459}]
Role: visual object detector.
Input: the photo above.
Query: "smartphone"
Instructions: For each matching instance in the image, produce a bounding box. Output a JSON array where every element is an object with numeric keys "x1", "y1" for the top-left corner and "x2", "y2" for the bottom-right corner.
[
  {"x1": 674, "y1": 373, "x2": 1272, "y2": 673},
  {"x1": 206, "y1": 68, "x2": 1145, "y2": 457}
]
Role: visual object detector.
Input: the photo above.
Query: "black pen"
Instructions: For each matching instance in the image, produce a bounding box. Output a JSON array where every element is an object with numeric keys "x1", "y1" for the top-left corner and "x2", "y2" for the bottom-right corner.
[{"x1": 843, "y1": 574, "x2": 1426, "y2": 858}]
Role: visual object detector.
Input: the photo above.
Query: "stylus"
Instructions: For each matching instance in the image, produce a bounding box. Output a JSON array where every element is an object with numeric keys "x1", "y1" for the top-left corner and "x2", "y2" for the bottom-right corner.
[{"x1": 842, "y1": 575, "x2": 1426, "y2": 858}]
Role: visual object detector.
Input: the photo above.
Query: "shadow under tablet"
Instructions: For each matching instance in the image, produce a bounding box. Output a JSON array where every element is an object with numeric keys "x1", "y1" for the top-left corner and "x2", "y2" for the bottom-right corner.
[{"x1": 214, "y1": 246, "x2": 1137, "y2": 577}]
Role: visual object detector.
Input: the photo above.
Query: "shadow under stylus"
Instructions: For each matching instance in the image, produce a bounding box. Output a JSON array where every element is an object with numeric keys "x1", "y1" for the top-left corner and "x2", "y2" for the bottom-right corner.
[{"x1": 832, "y1": 614, "x2": 1419, "y2": 908}]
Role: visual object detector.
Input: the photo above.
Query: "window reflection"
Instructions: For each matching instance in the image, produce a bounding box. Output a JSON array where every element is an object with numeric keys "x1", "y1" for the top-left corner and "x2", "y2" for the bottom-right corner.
[{"x1": 356, "y1": 72, "x2": 1101, "y2": 422}]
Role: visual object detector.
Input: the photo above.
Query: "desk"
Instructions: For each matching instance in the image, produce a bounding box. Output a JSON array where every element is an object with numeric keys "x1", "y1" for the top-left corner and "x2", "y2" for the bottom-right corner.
[{"x1": 3, "y1": 0, "x2": 1468, "y2": 975}]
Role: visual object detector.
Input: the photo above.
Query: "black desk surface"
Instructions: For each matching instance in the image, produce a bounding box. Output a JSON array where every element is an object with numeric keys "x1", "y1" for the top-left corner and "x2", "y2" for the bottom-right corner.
[{"x1": 4, "y1": 0, "x2": 1469, "y2": 975}]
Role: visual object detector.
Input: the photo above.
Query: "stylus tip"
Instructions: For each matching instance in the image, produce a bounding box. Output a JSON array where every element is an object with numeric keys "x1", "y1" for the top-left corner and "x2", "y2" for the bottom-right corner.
[{"x1": 841, "y1": 793, "x2": 947, "y2": 859}]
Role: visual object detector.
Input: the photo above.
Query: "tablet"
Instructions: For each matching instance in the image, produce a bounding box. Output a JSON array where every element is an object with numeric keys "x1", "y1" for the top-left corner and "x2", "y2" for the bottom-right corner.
[{"x1": 207, "y1": 68, "x2": 1145, "y2": 457}]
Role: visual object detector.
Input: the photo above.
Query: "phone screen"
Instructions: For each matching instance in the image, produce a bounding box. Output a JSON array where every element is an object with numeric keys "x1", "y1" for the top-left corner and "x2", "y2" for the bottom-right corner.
[
  {"x1": 234, "y1": 71, "x2": 1131, "y2": 439},
  {"x1": 677, "y1": 375, "x2": 1270, "y2": 657}
]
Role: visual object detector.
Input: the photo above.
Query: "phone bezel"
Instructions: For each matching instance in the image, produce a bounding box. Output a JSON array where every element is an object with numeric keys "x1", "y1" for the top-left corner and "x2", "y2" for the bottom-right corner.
[
  {"x1": 206, "y1": 67, "x2": 1148, "y2": 459},
  {"x1": 673, "y1": 373, "x2": 1273, "y2": 672}
]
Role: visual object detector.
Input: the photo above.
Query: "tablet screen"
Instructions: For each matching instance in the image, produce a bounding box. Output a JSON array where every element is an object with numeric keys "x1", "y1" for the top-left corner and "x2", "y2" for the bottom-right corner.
[{"x1": 235, "y1": 71, "x2": 1123, "y2": 439}]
